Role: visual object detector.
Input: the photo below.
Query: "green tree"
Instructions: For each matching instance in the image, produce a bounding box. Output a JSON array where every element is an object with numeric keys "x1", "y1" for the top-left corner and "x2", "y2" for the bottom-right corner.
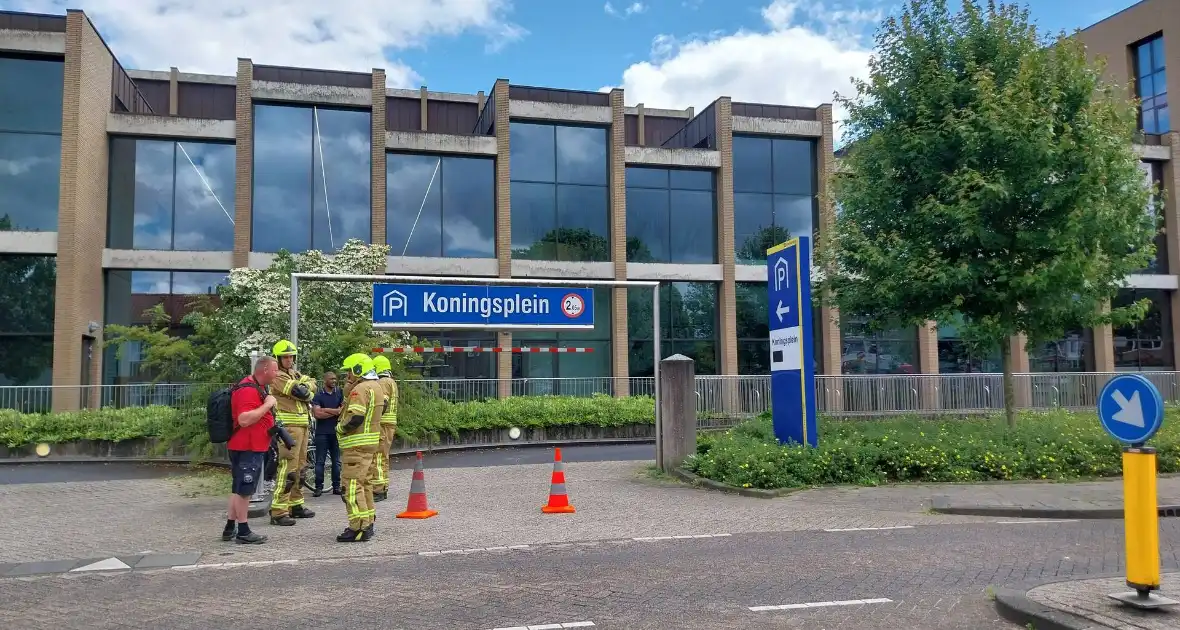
[
  {"x1": 822, "y1": 0, "x2": 1158, "y2": 427},
  {"x1": 513, "y1": 227, "x2": 610, "y2": 262}
]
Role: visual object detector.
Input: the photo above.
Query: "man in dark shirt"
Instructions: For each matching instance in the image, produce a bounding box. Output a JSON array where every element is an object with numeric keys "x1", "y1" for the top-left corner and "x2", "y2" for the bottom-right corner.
[{"x1": 311, "y1": 371, "x2": 344, "y2": 497}]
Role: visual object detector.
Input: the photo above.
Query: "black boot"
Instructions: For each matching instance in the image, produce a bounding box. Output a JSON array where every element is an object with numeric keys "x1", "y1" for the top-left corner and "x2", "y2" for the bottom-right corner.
[
  {"x1": 221, "y1": 522, "x2": 236, "y2": 541},
  {"x1": 374, "y1": 491, "x2": 387, "y2": 502},
  {"x1": 291, "y1": 505, "x2": 316, "y2": 519},
  {"x1": 270, "y1": 514, "x2": 296, "y2": 526},
  {"x1": 362, "y1": 524, "x2": 375, "y2": 540},
  {"x1": 312, "y1": 488, "x2": 323, "y2": 498},
  {"x1": 336, "y1": 527, "x2": 366, "y2": 542}
]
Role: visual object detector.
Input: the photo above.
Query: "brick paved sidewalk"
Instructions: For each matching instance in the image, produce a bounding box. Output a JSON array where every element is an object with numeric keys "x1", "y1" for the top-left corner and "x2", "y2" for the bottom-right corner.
[
  {"x1": 998, "y1": 573, "x2": 1180, "y2": 629},
  {"x1": 795, "y1": 476, "x2": 1180, "y2": 518}
]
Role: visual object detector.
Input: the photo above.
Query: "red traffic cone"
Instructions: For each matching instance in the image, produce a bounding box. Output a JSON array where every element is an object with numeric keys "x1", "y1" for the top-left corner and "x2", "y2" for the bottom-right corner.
[
  {"x1": 542, "y1": 448, "x2": 576, "y2": 514},
  {"x1": 396, "y1": 451, "x2": 438, "y2": 519}
]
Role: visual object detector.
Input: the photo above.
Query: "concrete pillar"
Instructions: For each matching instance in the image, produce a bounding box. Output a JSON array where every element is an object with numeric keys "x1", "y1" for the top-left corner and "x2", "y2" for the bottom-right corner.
[
  {"x1": 232, "y1": 58, "x2": 253, "y2": 268},
  {"x1": 371, "y1": 69, "x2": 387, "y2": 246},
  {"x1": 657, "y1": 354, "x2": 696, "y2": 472},
  {"x1": 492, "y1": 78, "x2": 512, "y2": 398},
  {"x1": 168, "y1": 66, "x2": 178, "y2": 116},
  {"x1": 608, "y1": 88, "x2": 629, "y2": 396},
  {"x1": 636, "y1": 103, "x2": 645, "y2": 146},
  {"x1": 52, "y1": 10, "x2": 114, "y2": 411},
  {"x1": 1093, "y1": 300, "x2": 1116, "y2": 373},
  {"x1": 419, "y1": 85, "x2": 428, "y2": 131}
]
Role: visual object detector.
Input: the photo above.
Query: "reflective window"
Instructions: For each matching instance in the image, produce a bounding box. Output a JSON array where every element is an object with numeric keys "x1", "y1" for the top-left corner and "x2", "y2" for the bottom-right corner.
[
  {"x1": 0, "y1": 252, "x2": 55, "y2": 389},
  {"x1": 252, "y1": 104, "x2": 371, "y2": 253},
  {"x1": 103, "y1": 270, "x2": 228, "y2": 384},
  {"x1": 735, "y1": 281, "x2": 822, "y2": 375},
  {"x1": 1137, "y1": 161, "x2": 1168, "y2": 273},
  {"x1": 386, "y1": 154, "x2": 494, "y2": 258},
  {"x1": 513, "y1": 289, "x2": 613, "y2": 390},
  {"x1": 0, "y1": 55, "x2": 63, "y2": 232},
  {"x1": 839, "y1": 317, "x2": 918, "y2": 374},
  {"x1": 937, "y1": 314, "x2": 1001, "y2": 373},
  {"x1": 1113, "y1": 288, "x2": 1174, "y2": 371},
  {"x1": 628, "y1": 282, "x2": 718, "y2": 376},
  {"x1": 1134, "y1": 35, "x2": 1169, "y2": 134},
  {"x1": 509, "y1": 122, "x2": 609, "y2": 261},
  {"x1": 626, "y1": 167, "x2": 716, "y2": 263},
  {"x1": 108, "y1": 138, "x2": 236, "y2": 251},
  {"x1": 415, "y1": 333, "x2": 498, "y2": 383},
  {"x1": 732, "y1": 136, "x2": 816, "y2": 264},
  {"x1": 1030, "y1": 328, "x2": 1095, "y2": 372}
]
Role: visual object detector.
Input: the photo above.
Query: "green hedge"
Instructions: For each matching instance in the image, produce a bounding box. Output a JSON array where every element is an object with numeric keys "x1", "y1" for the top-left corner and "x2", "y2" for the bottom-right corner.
[
  {"x1": 0, "y1": 394, "x2": 656, "y2": 449},
  {"x1": 687, "y1": 408, "x2": 1180, "y2": 489}
]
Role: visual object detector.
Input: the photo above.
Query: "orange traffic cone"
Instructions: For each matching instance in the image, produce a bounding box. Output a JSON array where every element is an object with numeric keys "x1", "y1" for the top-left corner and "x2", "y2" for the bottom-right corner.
[
  {"x1": 542, "y1": 448, "x2": 576, "y2": 514},
  {"x1": 396, "y1": 451, "x2": 438, "y2": 519}
]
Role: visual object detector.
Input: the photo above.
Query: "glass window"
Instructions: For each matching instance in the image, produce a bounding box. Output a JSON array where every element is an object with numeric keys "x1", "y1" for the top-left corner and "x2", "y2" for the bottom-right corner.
[
  {"x1": 1113, "y1": 288, "x2": 1174, "y2": 371},
  {"x1": 0, "y1": 55, "x2": 64, "y2": 232},
  {"x1": 1030, "y1": 328, "x2": 1095, "y2": 372},
  {"x1": 0, "y1": 253, "x2": 55, "y2": 388},
  {"x1": 1134, "y1": 35, "x2": 1168, "y2": 134},
  {"x1": 386, "y1": 154, "x2": 494, "y2": 258},
  {"x1": 509, "y1": 122, "x2": 609, "y2": 261},
  {"x1": 103, "y1": 270, "x2": 228, "y2": 384},
  {"x1": 628, "y1": 282, "x2": 718, "y2": 376},
  {"x1": 735, "y1": 281, "x2": 822, "y2": 375},
  {"x1": 252, "y1": 104, "x2": 371, "y2": 253},
  {"x1": 733, "y1": 136, "x2": 818, "y2": 263},
  {"x1": 108, "y1": 138, "x2": 236, "y2": 251},
  {"x1": 625, "y1": 166, "x2": 717, "y2": 264},
  {"x1": 1137, "y1": 161, "x2": 1168, "y2": 273},
  {"x1": 840, "y1": 316, "x2": 918, "y2": 375},
  {"x1": 936, "y1": 314, "x2": 1001, "y2": 373},
  {"x1": 512, "y1": 288, "x2": 613, "y2": 389}
]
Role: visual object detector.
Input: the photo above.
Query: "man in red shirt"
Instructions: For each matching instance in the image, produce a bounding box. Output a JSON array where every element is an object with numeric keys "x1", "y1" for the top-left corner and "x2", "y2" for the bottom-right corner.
[{"x1": 224, "y1": 355, "x2": 280, "y2": 544}]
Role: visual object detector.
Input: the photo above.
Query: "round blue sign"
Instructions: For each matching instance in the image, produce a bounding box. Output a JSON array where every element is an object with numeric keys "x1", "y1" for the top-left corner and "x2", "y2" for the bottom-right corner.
[{"x1": 1096, "y1": 374, "x2": 1165, "y2": 445}]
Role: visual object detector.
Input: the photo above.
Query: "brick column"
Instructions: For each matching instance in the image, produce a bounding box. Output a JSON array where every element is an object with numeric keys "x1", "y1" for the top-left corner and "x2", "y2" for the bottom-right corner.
[
  {"x1": 371, "y1": 69, "x2": 386, "y2": 245},
  {"x1": 917, "y1": 321, "x2": 940, "y2": 410},
  {"x1": 814, "y1": 103, "x2": 843, "y2": 412},
  {"x1": 608, "y1": 89, "x2": 629, "y2": 396},
  {"x1": 492, "y1": 79, "x2": 513, "y2": 398},
  {"x1": 1009, "y1": 334, "x2": 1032, "y2": 408},
  {"x1": 1093, "y1": 300, "x2": 1116, "y2": 373},
  {"x1": 715, "y1": 98, "x2": 738, "y2": 377},
  {"x1": 232, "y1": 58, "x2": 253, "y2": 268},
  {"x1": 52, "y1": 10, "x2": 114, "y2": 411}
]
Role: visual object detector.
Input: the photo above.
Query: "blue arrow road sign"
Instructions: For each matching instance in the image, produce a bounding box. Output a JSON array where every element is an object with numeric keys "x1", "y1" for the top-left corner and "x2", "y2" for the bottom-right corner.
[
  {"x1": 767, "y1": 237, "x2": 817, "y2": 447},
  {"x1": 372, "y1": 283, "x2": 595, "y2": 330},
  {"x1": 1097, "y1": 373, "x2": 1165, "y2": 445}
]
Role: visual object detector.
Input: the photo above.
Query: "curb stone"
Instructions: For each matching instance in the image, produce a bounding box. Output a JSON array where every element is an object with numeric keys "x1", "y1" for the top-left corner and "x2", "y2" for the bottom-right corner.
[
  {"x1": 993, "y1": 587, "x2": 1106, "y2": 630},
  {"x1": 930, "y1": 496, "x2": 1180, "y2": 520},
  {"x1": 669, "y1": 467, "x2": 800, "y2": 499},
  {"x1": 0, "y1": 552, "x2": 203, "y2": 579}
]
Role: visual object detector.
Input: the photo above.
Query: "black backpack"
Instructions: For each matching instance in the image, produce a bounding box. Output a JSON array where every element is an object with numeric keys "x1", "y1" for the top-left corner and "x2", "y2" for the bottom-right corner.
[{"x1": 206, "y1": 379, "x2": 267, "y2": 443}]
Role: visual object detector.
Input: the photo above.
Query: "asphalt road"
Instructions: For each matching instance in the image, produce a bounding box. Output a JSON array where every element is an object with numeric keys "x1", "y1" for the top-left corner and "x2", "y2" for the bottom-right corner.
[{"x1": 6, "y1": 518, "x2": 1175, "y2": 629}]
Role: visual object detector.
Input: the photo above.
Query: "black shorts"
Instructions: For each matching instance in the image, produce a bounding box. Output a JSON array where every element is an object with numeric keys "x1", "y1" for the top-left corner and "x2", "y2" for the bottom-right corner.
[{"x1": 229, "y1": 450, "x2": 265, "y2": 497}]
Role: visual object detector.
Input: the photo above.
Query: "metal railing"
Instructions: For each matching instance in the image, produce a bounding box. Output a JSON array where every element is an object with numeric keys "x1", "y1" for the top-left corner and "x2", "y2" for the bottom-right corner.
[{"x1": 3, "y1": 372, "x2": 1177, "y2": 431}]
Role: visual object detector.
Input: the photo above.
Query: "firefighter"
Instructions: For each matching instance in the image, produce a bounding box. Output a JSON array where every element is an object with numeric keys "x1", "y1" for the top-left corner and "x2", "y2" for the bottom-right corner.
[
  {"x1": 268, "y1": 339, "x2": 317, "y2": 526},
  {"x1": 368, "y1": 354, "x2": 398, "y2": 502},
  {"x1": 336, "y1": 353, "x2": 384, "y2": 542}
]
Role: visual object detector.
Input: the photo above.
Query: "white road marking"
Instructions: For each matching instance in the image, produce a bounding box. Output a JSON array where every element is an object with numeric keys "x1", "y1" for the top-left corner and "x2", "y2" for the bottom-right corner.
[
  {"x1": 632, "y1": 533, "x2": 731, "y2": 541},
  {"x1": 750, "y1": 597, "x2": 893, "y2": 612},
  {"x1": 824, "y1": 526, "x2": 915, "y2": 532},
  {"x1": 421, "y1": 545, "x2": 531, "y2": 556},
  {"x1": 488, "y1": 623, "x2": 594, "y2": 630},
  {"x1": 994, "y1": 519, "x2": 1079, "y2": 525}
]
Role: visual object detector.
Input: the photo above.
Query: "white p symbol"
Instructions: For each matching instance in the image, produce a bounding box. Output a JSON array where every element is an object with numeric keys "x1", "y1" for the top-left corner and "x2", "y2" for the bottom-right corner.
[
  {"x1": 383, "y1": 290, "x2": 407, "y2": 317},
  {"x1": 774, "y1": 259, "x2": 788, "y2": 292}
]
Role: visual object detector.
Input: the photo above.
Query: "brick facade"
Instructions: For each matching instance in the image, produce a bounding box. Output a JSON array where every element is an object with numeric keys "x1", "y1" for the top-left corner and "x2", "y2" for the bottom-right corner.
[
  {"x1": 370, "y1": 69, "x2": 386, "y2": 245},
  {"x1": 608, "y1": 89, "x2": 629, "y2": 396},
  {"x1": 232, "y1": 58, "x2": 253, "y2": 268},
  {"x1": 714, "y1": 98, "x2": 739, "y2": 377},
  {"x1": 51, "y1": 11, "x2": 113, "y2": 411},
  {"x1": 492, "y1": 79, "x2": 512, "y2": 398}
]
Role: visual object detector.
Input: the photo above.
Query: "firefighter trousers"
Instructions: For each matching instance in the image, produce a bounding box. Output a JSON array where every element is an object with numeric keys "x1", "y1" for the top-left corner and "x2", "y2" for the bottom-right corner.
[
  {"x1": 269, "y1": 424, "x2": 308, "y2": 517},
  {"x1": 341, "y1": 447, "x2": 376, "y2": 531},
  {"x1": 367, "y1": 423, "x2": 397, "y2": 493}
]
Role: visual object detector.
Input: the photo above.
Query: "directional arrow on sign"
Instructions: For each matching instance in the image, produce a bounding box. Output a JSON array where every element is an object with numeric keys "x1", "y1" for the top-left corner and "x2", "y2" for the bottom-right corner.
[
  {"x1": 1111, "y1": 390, "x2": 1145, "y2": 428},
  {"x1": 776, "y1": 300, "x2": 790, "y2": 323}
]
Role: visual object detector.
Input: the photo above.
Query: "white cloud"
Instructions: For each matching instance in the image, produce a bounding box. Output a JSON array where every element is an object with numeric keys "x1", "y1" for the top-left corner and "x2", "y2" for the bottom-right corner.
[
  {"x1": 608, "y1": 0, "x2": 881, "y2": 140},
  {"x1": 605, "y1": 2, "x2": 647, "y2": 17},
  {"x1": 4, "y1": 0, "x2": 527, "y2": 88}
]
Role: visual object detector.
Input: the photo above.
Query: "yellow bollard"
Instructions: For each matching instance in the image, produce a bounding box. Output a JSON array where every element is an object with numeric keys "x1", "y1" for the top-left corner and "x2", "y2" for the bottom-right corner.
[{"x1": 1109, "y1": 446, "x2": 1177, "y2": 609}]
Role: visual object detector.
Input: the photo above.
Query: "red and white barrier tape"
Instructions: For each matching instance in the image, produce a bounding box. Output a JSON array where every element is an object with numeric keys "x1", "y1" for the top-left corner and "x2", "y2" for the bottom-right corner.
[{"x1": 372, "y1": 346, "x2": 594, "y2": 354}]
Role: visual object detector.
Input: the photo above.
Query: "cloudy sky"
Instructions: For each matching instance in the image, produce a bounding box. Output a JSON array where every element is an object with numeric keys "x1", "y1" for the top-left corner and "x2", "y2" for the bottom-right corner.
[{"x1": 1, "y1": 0, "x2": 1143, "y2": 114}]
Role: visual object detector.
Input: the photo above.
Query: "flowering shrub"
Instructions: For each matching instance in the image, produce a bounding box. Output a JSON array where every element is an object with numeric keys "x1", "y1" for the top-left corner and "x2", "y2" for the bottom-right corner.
[{"x1": 688, "y1": 408, "x2": 1180, "y2": 489}]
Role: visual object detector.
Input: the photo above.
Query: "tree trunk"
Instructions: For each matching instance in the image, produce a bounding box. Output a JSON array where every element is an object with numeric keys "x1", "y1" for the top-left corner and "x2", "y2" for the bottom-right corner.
[{"x1": 1000, "y1": 340, "x2": 1016, "y2": 428}]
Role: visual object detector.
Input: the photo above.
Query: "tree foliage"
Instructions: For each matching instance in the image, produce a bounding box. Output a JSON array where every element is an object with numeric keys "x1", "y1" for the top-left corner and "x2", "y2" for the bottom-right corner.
[
  {"x1": 0, "y1": 215, "x2": 56, "y2": 385},
  {"x1": 821, "y1": 0, "x2": 1158, "y2": 425},
  {"x1": 105, "y1": 239, "x2": 416, "y2": 385}
]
